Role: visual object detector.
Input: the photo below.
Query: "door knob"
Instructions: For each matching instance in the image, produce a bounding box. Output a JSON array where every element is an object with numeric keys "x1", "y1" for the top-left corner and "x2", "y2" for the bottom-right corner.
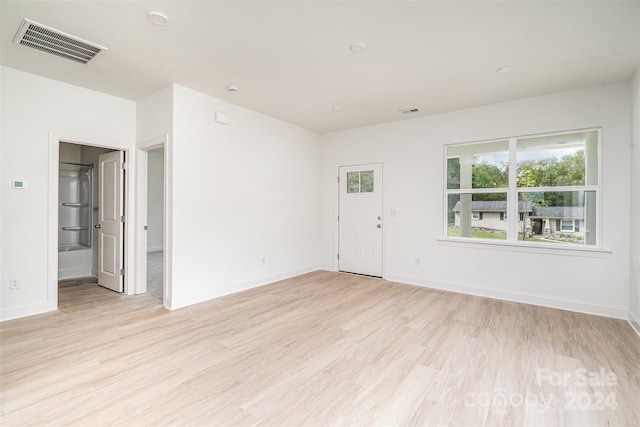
[
  {"x1": 94, "y1": 224, "x2": 102, "y2": 229},
  {"x1": 377, "y1": 224, "x2": 382, "y2": 228}
]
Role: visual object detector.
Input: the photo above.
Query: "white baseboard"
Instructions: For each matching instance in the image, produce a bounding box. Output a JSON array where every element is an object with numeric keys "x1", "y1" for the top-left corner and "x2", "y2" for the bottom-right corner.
[
  {"x1": 0, "y1": 301, "x2": 51, "y2": 322},
  {"x1": 319, "y1": 264, "x2": 336, "y2": 272},
  {"x1": 147, "y1": 246, "x2": 163, "y2": 253},
  {"x1": 628, "y1": 311, "x2": 640, "y2": 338},
  {"x1": 385, "y1": 273, "x2": 628, "y2": 320},
  {"x1": 167, "y1": 265, "x2": 320, "y2": 310}
]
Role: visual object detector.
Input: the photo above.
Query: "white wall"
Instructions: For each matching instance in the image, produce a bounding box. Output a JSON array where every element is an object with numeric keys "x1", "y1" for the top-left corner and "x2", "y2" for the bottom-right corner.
[
  {"x1": 170, "y1": 85, "x2": 320, "y2": 309},
  {"x1": 320, "y1": 82, "x2": 632, "y2": 318},
  {"x1": 147, "y1": 147, "x2": 164, "y2": 251},
  {"x1": 0, "y1": 66, "x2": 136, "y2": 320},
  {"x1": 630, "y1": 68, "x2": 640, "y2": 330},
  {"x1": 136, "y1": 85, "x2": 173, "y2": 143}
]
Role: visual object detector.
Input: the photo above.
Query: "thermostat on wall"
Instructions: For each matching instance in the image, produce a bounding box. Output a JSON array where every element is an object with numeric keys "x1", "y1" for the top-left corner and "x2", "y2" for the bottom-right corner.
[{"x1": 11, "y1": 179, "x2": 26, "y2": 190}]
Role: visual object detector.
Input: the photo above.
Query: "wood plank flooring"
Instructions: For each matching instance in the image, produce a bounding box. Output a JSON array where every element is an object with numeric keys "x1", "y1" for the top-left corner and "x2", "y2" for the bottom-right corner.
[{"x1": 1, "y1": 271, "x2": 638, "y2": 426}]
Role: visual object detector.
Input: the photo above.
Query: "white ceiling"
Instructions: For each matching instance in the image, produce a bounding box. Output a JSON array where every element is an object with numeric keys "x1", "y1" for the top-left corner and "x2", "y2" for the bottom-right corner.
[{"x1": 1, "y1": 1, "x2": 639, "y2": 134}]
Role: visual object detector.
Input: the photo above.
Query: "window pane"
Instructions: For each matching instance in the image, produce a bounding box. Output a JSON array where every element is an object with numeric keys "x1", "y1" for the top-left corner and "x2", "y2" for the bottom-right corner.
[
  {"x1": 347, "y1": 172, "x2": 359, "y2": 193},
  {"x1": 447, "y1": 141, "x2": 509, "y2": 190},
  {"x1": 516, "y1": 131, "x2": 598, "y2": 187},
  {"x1": 447, "y1": 158, "x2": 460, "y2": 189},
  {"x1": 360, "y1": 170, "x2": 374, "y2": 192},
  {"x1": 517, "y1": 190, "x2": 596, "y2": 245},
  {"x1": 447, "y1": 193, "x2": 507, "y2": 240},
  {"x1": 561, "y1": 220, "x2": 574, "y2": 231}
]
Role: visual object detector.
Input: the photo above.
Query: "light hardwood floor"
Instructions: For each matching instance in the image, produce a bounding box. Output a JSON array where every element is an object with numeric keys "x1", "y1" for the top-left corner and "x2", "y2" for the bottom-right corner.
[{"x1": 1, "y1": 271, "x2": 638, "y2": 426}]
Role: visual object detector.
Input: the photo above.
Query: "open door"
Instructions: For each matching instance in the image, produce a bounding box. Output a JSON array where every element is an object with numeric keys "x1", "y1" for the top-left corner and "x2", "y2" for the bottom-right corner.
[
  {"x1": 96, "y1": 151, "x2": 124, "y2": 292},
  {"x1": 338, "y1": 163, "x2": 383, "y2": 277}
]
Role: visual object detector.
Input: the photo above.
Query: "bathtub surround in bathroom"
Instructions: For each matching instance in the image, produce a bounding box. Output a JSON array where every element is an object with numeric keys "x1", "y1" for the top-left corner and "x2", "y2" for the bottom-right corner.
[{"x1": 58, "y1": 161, "x2": 93, "y2": 280}]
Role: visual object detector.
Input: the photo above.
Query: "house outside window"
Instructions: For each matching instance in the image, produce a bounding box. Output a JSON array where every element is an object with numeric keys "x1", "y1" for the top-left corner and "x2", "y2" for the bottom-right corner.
[
  {"x1": 561, "y1": 219, "x2": 575, "y2": 232},
  {"x1": 445, "y1": 129, "x2": 600, "y2": 246}
]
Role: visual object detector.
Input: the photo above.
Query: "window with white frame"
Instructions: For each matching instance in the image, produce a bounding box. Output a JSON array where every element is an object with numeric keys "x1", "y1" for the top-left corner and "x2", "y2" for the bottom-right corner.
[
  {"x1": 445, "y1": 129, "x2": 600, "y2": 246},
  {"x1": 560, "y1": 219, "x2": 575, "y2": 232}
]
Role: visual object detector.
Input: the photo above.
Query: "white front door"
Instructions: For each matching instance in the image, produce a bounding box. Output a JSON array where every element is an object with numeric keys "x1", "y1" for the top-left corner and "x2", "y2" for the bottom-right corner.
[
  {"x1": 338, "y1": 163, "x2": 383, "y2": 277},
  {"x1": 97, "y1": 151, "x2": 124, "y2": 292}
]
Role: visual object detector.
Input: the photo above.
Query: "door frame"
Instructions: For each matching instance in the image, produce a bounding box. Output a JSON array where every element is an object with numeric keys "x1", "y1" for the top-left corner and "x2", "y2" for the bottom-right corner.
[
  {"x1": 136, "y1": 136, "x2": 171, "y2": 307},
  {"x1": 47, "y1": 132, "x2": 135, "y2": 312},
  {"x1": 334, "y1": 160, "x2": 386, "y2": 278}
]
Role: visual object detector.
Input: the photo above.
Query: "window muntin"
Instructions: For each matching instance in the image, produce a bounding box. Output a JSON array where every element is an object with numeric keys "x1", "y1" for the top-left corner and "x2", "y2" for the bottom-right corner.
[
  {"x1": 445, "y1": 129, "x2": 600, "y2": 247},
  {"x1": 347, "y1": 170, "x2": 374, "y2": 193}
]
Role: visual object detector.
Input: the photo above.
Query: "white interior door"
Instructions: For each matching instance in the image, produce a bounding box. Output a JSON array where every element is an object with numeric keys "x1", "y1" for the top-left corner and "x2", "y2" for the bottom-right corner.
[
  {"x1": 338, "y1": 163, "x2": 383, "y2": 277},
  {"x1": 97, "y1": 151, "x2": 124, "y2": 292}
]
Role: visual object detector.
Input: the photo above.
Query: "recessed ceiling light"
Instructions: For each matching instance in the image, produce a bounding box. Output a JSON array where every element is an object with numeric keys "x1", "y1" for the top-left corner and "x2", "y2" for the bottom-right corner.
[
  {"x1": 227, "y1": 84, "x2": 239, "y2": 93},
  {"x1": 349, "y1": 42, "x2": 366, "y2": 53},
  {"x1": 148, "y1": 12, "x2": 169, "y2": 26},
  {"x1": 332, "y1": 106, "x2": 343, "y2": 112},
  {"x1": 496, "y1": 65, "x2": 513, "y2": 74}
]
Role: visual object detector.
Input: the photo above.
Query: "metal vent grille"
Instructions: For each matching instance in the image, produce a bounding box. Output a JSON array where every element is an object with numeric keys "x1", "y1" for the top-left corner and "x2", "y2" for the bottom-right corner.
[
  {"x1": 13, "y1": 19, "x2": 107, "y2": 65},
  {"x1": 400, "y1": 108, "x2": 420, "y2": 114}
]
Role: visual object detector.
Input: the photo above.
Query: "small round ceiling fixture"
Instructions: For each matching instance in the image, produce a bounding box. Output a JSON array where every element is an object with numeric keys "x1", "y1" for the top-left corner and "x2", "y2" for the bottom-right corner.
[
  {"x1": 148, "y1": 11, "x2": 169, "y2": 26},
  {"x1": 332, "y1": 106, "x2": 343, "y2": 112},
  {"x1": 496, "y1": 65, "x2": 513, "y2": 74},
  {"x1": 227, "y1": 84, "x2": 239, "y2": 93},
  {"x1": 349, "y1": 42, "x2": 367, "y2": 53}
]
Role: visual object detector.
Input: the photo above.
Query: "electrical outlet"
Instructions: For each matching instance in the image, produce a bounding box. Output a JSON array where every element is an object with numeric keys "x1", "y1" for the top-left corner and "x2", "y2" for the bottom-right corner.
[
  {"x1": 10, "y1": 278, "x2": 19, "y2": 289},
  {"x1": 414, "y1": 258, "x2": 420, "y2": 266}
]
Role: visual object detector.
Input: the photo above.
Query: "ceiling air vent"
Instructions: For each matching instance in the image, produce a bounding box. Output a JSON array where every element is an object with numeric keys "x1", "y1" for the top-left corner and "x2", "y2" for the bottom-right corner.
[
  {"x1": 13, "y1": 19, "x2": 107, "y2": 65},
  {"x1": 399, "y1": 107, "x2": 420, "y2": 114}
]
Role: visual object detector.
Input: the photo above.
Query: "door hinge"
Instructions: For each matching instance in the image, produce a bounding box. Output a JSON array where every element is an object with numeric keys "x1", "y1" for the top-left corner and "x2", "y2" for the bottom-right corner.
[
  {"x1": 337, "y1": 215, "x2": 340, "y2": 222},
  {"x1": 337, "y1": 253, "x2": 340, "y2": 260},
  {"x1": 121, "y1": 162, "x2": 127, "y2": 170},
  {"x1": 337, "y1": 177, "x2": 340, "y2": 184},
  {"x1": 120, "y1": 215, "x2": 126, "y2": 223},
  {"x1": 119, "y1": 268, "x2": 125, "y2": 276},
  {"x1": 144, "y1": 225, "x2": 148, "y2": 230}
]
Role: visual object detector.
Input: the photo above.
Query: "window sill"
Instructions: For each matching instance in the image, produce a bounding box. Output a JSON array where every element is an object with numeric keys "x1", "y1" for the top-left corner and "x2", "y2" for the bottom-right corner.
[{"x1": 436, "y1": 238, "x2": 611, "y2": 258}]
